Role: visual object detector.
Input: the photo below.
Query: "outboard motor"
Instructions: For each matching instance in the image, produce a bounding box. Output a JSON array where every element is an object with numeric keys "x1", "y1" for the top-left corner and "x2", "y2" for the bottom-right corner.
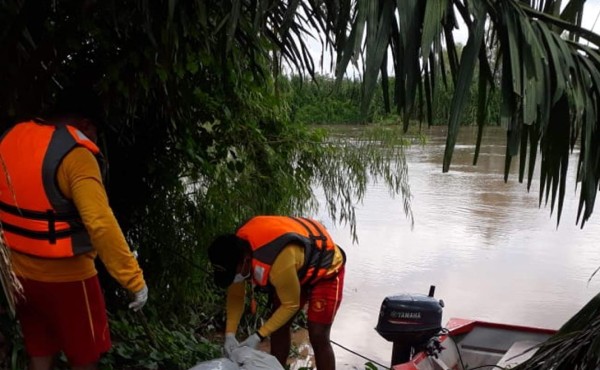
[{"x1": 375, "y1": 285, "x2": 444, "y2": 367}]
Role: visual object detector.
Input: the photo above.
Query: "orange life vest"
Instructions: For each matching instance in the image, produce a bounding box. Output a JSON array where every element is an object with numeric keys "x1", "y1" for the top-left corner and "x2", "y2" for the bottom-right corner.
[
  {"x1": 236, "y1": 215, "x2": 338, "y2": 287},
  {"x1": 0, "y1": 120, "x2": 104, "y2": 258}
]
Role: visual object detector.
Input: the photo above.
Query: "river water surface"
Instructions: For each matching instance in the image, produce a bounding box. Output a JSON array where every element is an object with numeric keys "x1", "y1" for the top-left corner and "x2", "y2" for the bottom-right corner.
[{"x1": 307, "y1": 125, "x2": 600, "y2": 369}]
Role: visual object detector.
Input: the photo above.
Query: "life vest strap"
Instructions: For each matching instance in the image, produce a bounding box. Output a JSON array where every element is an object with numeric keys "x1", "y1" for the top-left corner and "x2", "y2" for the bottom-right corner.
[
  {"x1": 0, "y1": 201, "x2": 83, "y2": 245},
  {"x1": 298, "y1": 217, "x2": 328, "y2": 284},
  {"x1": 288, "y1": 216, "x2": 327, "y2": 284},
  {"x1": 2, "y1": 221, "x2": 83, "y2": 243},
  {"x1": 0, "y1": 201, "x2": 79, "y2": 221}
]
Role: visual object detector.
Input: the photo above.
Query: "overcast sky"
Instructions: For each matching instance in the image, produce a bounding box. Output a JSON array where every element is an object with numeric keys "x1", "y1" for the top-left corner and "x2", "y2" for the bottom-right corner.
[
  {"x1": 454, "y1": 1, "x2": 600, "y2": 43},
  {"x1": 583, "y1": 0, "x2": 600, "y2": 31}
]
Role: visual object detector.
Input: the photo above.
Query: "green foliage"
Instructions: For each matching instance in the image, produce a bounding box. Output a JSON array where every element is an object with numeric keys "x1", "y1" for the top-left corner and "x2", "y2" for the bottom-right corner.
[
  {"x1": 0, "y1": 314, "x2": 25, "y2": 370},
  {"x1": 286, "y1": 75, "x2": 364, "y2": 125},
  {"x1": 308, "y1": 124, "x2": 414, "y2": 239},
  {"x1": 98, "y1": 311, "x2": 220, "y2": 370},
  {"x1": 0, "y1": 309, "x2": 221, "y2": 370},
  {"x1": 285, "y1": 73, "x2": 501, "y2": 127},
  {"x1": 429, "y1": 78, "x2": 501, "y2": 127},
  {"x1": 0, "y1": 3, "x2": 417, "y2": 369}
]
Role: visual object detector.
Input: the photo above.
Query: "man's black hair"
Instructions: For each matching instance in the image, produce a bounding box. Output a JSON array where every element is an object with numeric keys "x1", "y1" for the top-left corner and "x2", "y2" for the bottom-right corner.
[
  {"x1": 208, "y1": 234, "x2": 248, "y2": 288},
  {"x1": 51, "y1": 84, "x2": 104, "y2": 127}
]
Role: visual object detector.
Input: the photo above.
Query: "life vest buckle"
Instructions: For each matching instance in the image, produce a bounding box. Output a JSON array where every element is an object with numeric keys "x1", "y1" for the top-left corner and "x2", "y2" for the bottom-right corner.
[{"x1": 46, "y1": 209, "x2": 56, "y2": 244}]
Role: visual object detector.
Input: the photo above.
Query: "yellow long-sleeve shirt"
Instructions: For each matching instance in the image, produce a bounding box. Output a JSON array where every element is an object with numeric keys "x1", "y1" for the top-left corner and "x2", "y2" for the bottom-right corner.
[
  {"x1": 10, "y1": 147, "x2": 145, "y2": 293},
  {"x1": 226, "y1": 242, "x2": 344, "y2": 338}
]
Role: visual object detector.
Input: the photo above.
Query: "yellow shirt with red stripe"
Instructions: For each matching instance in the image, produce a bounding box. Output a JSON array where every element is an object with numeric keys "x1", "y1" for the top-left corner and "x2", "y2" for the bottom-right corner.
[
  {"x1": 226, "y1": 242, "x2": 344, "y2": 338},
  {"x1": 10, "y1": 147, "x2": 145, "y2": 293}
]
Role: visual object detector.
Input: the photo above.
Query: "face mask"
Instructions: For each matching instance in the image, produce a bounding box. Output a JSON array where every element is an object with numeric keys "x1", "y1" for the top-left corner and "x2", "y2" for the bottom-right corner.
[{"x1": 233, "y1": 272, "x2": 250, "y2": 284}]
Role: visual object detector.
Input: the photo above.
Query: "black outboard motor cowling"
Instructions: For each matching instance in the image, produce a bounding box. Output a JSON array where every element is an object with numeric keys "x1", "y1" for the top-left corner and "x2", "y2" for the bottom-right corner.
[{"x1": 375, "y1": 286, "x2": 444, "y2": 367}]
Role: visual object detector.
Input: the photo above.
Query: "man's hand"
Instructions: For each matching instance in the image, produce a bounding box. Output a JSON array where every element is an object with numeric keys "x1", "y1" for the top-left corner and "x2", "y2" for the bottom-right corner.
[
  {"x1": 239, "y1": 333, "x2": 261, "y2": 349},
  {"x1": 129, "y1": 285, "x2": 148, "y2": 311},
  {"x1": 224, "y1": 333, "x2": 239, "y2": 357}
]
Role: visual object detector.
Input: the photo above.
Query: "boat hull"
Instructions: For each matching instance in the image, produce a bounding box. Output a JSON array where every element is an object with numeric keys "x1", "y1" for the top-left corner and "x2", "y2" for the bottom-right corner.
[{"x1": 392, "y1": 318, "x2": 556, "y2": 370}]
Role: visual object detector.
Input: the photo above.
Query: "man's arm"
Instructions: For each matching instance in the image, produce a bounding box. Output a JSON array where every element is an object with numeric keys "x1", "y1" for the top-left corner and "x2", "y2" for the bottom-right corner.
[
  {"x1": 58, "y1": 147, "x2": 145, "y2": 292},
  {"x1": 257, "y1": 247, "x2": 302, "y2": 338},
  {"x1": 225, "y1": 282, "x2": 246, "y2": 334}
]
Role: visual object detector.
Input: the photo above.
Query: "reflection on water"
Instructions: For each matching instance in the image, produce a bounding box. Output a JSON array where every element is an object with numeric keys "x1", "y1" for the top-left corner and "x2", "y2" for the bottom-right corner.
[{"x1": 312, "y1": 126, "x2": 600, "y2": 369}]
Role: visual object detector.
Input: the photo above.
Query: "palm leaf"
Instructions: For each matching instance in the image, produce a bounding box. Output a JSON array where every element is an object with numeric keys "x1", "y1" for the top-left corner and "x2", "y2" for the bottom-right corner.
[
  {"x1": 443, "y1": 1, "x2": 486, "y2": 172},
  {"x1": 473, "y1": 60, "x2": 488, "y2": 166},
  {"x1": 335, "y1": 1, "x2": 367, "y2": 82},
  {"x1": 515, "y1": 291, "x2": 600, "y2": 369},
  {"x1": 421, "y1": 0, "x2": 448, "y2": 64},
  {"x1": 360, "y1": 0, "x2": 395, "y2": 119}
]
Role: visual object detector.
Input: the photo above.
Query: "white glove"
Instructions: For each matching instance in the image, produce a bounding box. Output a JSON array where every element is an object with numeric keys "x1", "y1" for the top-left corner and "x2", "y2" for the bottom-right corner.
[
  {"x1": 239, "y1": 333, "x2": 261, "y2": 349},
  {"x1": 224, "y1": 333, "x2": 239, "y2": 357},
  {"x1": 129, "y1": 285, "x2": 148, "y2": 311}
]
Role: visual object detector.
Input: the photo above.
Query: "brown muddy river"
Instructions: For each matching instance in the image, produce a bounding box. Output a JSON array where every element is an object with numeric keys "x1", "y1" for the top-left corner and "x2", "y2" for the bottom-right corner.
[{"x1": 307, "y1": 125, "x2": 600, "y2": 369}]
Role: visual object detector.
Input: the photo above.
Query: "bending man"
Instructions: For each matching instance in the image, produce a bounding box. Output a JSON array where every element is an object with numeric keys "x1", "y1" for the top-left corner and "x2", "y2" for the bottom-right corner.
[{"x1": 208, "y1": 215, "x2": 346, "y2": 370}]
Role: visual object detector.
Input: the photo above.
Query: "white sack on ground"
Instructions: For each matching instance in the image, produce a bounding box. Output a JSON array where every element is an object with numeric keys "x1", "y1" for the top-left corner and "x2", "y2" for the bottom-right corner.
[
  {"x1": 230, "y1": 347, "x2": 285, "y2": 370},
  {"x1": 189, "y1": 347, "x2": 284, "y2": 370},
  {"x1": 188, "y1": 358, "x2": 239, "y2": 370}
]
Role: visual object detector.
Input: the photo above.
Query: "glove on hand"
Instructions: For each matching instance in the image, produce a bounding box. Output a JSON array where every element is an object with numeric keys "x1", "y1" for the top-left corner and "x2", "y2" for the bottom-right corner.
[
  {"x1": 129, "y1": 285, "x2": 148, "y2": 311},
  {"x1": 239, "y1": 333, "x2": 261, "y2": 349},
  {"x1": 224, "y1": 333, "x2": 239, "y2": 357}
]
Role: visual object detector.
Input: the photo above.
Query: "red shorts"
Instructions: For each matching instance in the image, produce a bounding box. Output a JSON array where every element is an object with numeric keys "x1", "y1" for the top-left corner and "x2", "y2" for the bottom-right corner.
[
  {"x1": 16, "y1": 275, "x2": 111, "y2": 366},
  {"x1": 303, "y1": 266, "x2": 345, "y2": 324}
]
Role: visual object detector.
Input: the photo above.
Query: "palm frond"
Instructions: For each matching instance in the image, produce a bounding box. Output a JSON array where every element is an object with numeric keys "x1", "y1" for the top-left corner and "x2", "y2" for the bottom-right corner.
[
  {"x1": 326, "y1": 0, "x2": 600, "y2": 227},
  {"x1": 514, "y1": 291, "x2": 600, "y2": 369}
]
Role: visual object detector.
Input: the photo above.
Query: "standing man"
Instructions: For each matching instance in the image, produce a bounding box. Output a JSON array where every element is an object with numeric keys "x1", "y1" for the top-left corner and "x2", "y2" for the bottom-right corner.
[
  {"x1": 0, "y1": 85, "x2": 148, "y2": 370},
  {"x1": 208, "y1": 215, "x2": 346, "y2": 370}
]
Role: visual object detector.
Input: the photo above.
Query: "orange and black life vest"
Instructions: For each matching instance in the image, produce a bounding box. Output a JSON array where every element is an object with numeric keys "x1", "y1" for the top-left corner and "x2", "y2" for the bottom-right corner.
[
  {"x1": 236, "y1": 215, "x2": 339, "y2": 287},
  {"x1": 0, "y1": 120, "x2": 104, "y2": 258}
]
